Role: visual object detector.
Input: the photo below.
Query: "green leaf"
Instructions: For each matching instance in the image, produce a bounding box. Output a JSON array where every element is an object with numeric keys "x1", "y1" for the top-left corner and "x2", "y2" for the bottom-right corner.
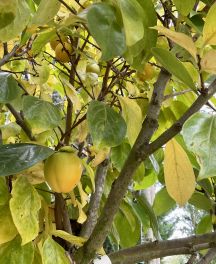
[
  {"x1": 114, "y1": 210, "x2": 140, "y2": 248},
  {"x1": 152, "y1": 48, "x2": 196, "y2": 90},
  {"x1": 127, "y1": 197, "x2": 150, "y2": 230},
  {"x1": 87, "y1": 101, "x2": 126, "y2": 147},
  {"x1": 153, "y1": 187, "x2": 176, "y2": 216},
  {"x1": 23, "y1": 96, "x2": 62, "y2": 134},
  {"x1": 0, "y1": 0, "x2": 30, "y2": 42},
  {"x1": 32, "y1": 0, "x2": 61, "y2": 25},
  {"x1": 189, "y1": 192, "x2": 212, "y2": 211},
  {"x1": 0, "y1": 143, "x2": 54, "y2": 177},
  {"x1": 124, "y1": 0, "x2": 157, "y2": 69},
  {"x1": 118, "y1": 97, "x2": 142, "y2": 146},
  {"x1": 87, "y1": 3, "x2": 126, "y2": 60},
  {"x1": 203, "y1": 3, "x2": 216, "y2": 45},
  {"x1": 0, "y1": 73, "x2": 20, "y2": 103},
  {"x1": 0, "y1": 236, "x2": 34, "y2": 264},
  {"x1": 173, "y1": 0, "x2": 196, "y2": 16},
  {"x1": 31, "y1": 29, "x2": 56, "y2": 55},
  {"x1": 182, "y1": 113, "x2": 216, "y2": 179},
  {"x1": 111, "y1": 141, "x2": 131, "y2": 171},
  {"x1": 0, "y1": 178, "x2": 10, "y2": 206},
  {"x1": 42, "y1": 237, "x2": 70, "y2": 264},
  {"x1": 0, "y1": 0, "x2": 17, "y2": 29},
  {"x1": 135, "y1": 192, "x2": 160, "y2": 239},
  {"x1": 116, "y1": 0, "x2": 144, "y2": 46},
  {"x1": 10, "y1": 177, "x2": 41, "y2": 245},
  {"x1": 196, "y1": 215, "x2": 212, "y2": 235}
]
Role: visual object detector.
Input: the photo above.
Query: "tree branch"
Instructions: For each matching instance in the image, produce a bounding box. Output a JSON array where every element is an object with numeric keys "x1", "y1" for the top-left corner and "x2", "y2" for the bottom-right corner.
[
  {"x1": 108, "y1": 232, "x2": 216, "y2": 264},
  {"x1": 6, "y1": 103, "x2": 35, "y2": 141},
  {"x1": 74, "y1": 69, "x2": 171, "y2": 263},
  {"x1": 0, "y1": 44, "x2": 19, "y2": 67},
  {"x1": 197, "y1": 248, "x2": 216, "y2": 264},
  {"x1": 80, "y1": 159, "x2": 109, "y2": 238},
  {"x1": 143, "y1": 78, "x2": 216, "y2": 158}
]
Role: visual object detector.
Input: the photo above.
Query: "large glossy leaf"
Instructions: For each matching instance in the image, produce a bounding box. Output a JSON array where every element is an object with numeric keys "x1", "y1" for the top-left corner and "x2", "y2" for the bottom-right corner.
[
  {"x1": 0, "y1": 0, "x2": 17, "y2": 29},
  {"x1": 0, "y1": 72, "x2": 20, "y2": 103},
  {"x1": 87, "y1": 101, "x2": 126, "y2": 147},
  {"x1": 119, "y1": 97, "x2": 142, "y2": 146},
  {"x1": 153, "y1": 187, "x2": 176, "y2": 216},
  {"x1": 23, "y1": 96, "x2": 62, "y2": 134},
  {"x1": 152, "y1": 48, "x2": 196, "y2": 90},
  {"x1": 87, "y1": 3, "x2": 126, "y2": 60},
  {"x1": 10, "y1": 177, "x2": 41, "y2": 245},
  {"x1": 42, "y1": 237, "x2": 70, "y2": 264},
  {"x1": 189, "y1": 192, "x2": 212, "y2": 211},
  {"x1": 0, "y1": 143, "x2": 54, "y2": 177},
  {"x1": 0, "y1": 236, "x2": 34, "y2": 264},
  {"x1": 32, "y1": 0, "x2": 61, "y2": 25},
  {"x1": 173, "y1": 0, "x2": 196, "y2": 16},
  {"x1": 0, "y1": 0, "x2": 30, "y2": 42},
  {"x1": 116, "y1": 0, "x2": 144, "y2": 46},
  {"x1": 203, "y1": 3, "x2": 216, "y2": 45},
  {"x1": 164, "y1": 139, "x2": 196, "y2": 206},
  {"x1": 182, "y1": 113, "x2": 216, "y2": 179}
]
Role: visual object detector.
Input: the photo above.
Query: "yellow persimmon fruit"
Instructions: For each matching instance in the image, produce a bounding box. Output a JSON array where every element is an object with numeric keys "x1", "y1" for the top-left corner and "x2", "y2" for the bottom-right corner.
[
  {"x1": 136, "y1": 64, "x2": 155, "y2": 82},
  {"x1": 55, "y1": 42, "x2": 72, "y2": 63},
  {"x1": 50, "y1": 35, "x2": 68, "y2": 50},
  {"x1": 44, "y1": 149, "x2": 83, "y2": 193}
]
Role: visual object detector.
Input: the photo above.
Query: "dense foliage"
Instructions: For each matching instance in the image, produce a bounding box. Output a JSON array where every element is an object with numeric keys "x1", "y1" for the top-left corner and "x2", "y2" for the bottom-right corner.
[{"x1": 1, "y1": 0, "x2": 216, "y2": 263}]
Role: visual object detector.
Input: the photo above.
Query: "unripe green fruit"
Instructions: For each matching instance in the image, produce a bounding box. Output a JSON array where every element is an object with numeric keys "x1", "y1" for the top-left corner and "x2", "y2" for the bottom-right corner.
[
  {"x1": 86, "y1": 63, "x2": 100, "y2": 74},
  {"x1": 44, "y1": 151, "x2": 82, "y2": 193}
]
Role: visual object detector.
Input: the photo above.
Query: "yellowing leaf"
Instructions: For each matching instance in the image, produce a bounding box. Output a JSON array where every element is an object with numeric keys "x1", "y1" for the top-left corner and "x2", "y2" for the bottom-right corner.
[
  {"x1": 51, "y1": 230, "x2": 86, "y2": 247},
  {"x1": 91, "y1": 147, "x2": 110, "y2": 167},
  {"x1": 61, "y1": 77, "x2": 81, "y2": 112},
  {"x1": 203, "y1": 3, "x2": 216, "y2": 46},
  {"x1": 201, "y1": 50, "x2": 216, "y2": 74},
  {"x1": 10, "y1": 177, "x2": 41, "y2": 245},
  {"x1": 17, "y1": 162, "x2": 45, "y2": 185},
  {"x1": 164, "y1": 139, "x2": 195, "y2": 206},
  {"x1": 152, "y1": 26, "x2": 197, "y2": 61},
  {"x1": 119, "y1": 97, "x2": 142, "y2": 146}
]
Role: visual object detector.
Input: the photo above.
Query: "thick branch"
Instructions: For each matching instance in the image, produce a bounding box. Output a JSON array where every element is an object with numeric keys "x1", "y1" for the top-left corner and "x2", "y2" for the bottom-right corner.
[
  {"x1": 80, "y1": 159, "x2": 109, "y2": 238},
  {"x1": 144, "y1": 78, "x2": 216, "y2": 158},
  {"x1": 74, "y1": 70, "x2": 171, "y2": 263},
  {"x1": 108, "y1": 232, "x2": 216, "y2": 264},
  {"x1": 197, "y1": 248, "x2": 216, "y2": 264},
  {"x1": 6, "y1": 103, "x2": 35, "y2": 141}
]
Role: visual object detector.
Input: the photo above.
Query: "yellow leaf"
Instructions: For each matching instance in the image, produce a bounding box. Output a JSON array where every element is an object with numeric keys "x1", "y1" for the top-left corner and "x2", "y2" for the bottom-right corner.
[
  {"x1": 119, "y1": 97, "x2": 142, "y2": 146},
  {"x1": 164, "y1": 139, "x2": 195, "y2": 206},
  {"x1": 203, "y1": 3, "x2": 216, "y2": 46},
  {"x1": 152, "y1": 26, "x2": 197, "y2": 60},
  {"x1": 91, "y1": 147, "x2": 110, "y2": 167},
  {"x1": 61, "y1": 78, "x2": 81, "y2": 112},
  {"x1": 17, "y1": 162, "x2": 45, "y2": 185},
  {"x1": 51, "y1": 230, "x2": 86, "y2": 247},
  {"x1": 201, "y1": 49, "x2": 216, "y2": 74}
]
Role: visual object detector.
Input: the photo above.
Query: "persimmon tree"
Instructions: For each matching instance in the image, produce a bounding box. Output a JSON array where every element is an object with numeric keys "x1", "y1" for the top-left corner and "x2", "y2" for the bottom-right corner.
[{"x1": 1, "y1": 0, "x2": 216, "y2": 263}]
